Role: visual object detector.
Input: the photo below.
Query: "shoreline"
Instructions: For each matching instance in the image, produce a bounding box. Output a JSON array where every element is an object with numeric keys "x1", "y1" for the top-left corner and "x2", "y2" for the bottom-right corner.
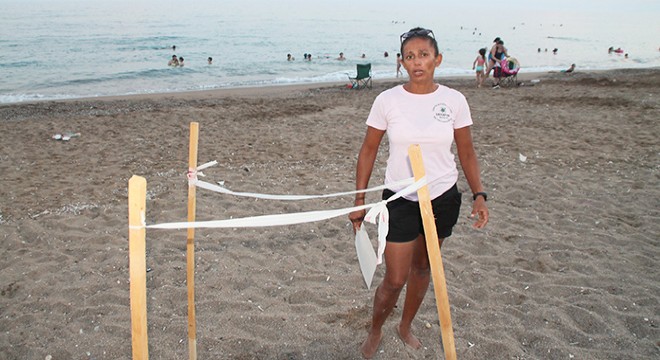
[{"x1": 2, "y1": 67, "x2": 658, "y2": 107}]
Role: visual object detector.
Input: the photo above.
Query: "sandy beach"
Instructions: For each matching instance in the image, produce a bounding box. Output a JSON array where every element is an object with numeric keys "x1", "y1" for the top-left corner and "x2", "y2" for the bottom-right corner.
[{"x1": 0, "y1": 68, "x2": 658, "y2": 359}]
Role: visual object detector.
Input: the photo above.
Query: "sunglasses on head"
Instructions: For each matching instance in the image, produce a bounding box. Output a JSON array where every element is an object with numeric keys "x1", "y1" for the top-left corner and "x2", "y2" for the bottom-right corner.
[{"x1": 400, "y1": 29, "x2": 435, "y2": 43}]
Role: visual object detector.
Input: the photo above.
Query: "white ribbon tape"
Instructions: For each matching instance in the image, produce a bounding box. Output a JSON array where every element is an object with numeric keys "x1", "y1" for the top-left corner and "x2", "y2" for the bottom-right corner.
[
  {"x1": 193, "y1": 177, "x2": 415, "y2": 201},
  {"x1": 146, "y1": 177, "x2": 429, "y2": 266},
  {"x1": 187, "y1": 160, "x2": 415, "y2": 201}
]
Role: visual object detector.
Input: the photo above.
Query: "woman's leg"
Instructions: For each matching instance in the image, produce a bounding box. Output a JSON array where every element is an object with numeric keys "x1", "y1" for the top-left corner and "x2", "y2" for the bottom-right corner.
[
  {"x1": 361, "y1": 241, "x2": 416, "y2": 358},
  {"x1": 485, "y1": 59, "x2": 495, "y2": 78},
  {"x1": 397, "y1": 235, "x2": 444, "y2": 348}
]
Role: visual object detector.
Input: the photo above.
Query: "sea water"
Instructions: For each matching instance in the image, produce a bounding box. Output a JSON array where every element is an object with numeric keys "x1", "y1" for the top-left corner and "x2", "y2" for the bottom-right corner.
[{"x1": 1, "y1": 0, "x2": 658, "y2": 104}]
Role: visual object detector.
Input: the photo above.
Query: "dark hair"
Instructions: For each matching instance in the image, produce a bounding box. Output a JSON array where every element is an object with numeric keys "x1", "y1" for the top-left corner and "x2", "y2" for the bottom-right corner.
[
  {"x1": 479, "y1": 48, "x2": 486, "y2": 59},
  {"x1": 493, "y1": 37, "x2": 501, "y2": 42},
  {"x1": 400, "y1": 27, "x2": 439, "y2": 56},
  {"x1": 497, "y1": 40, "x2": 504, "y2": 45}
]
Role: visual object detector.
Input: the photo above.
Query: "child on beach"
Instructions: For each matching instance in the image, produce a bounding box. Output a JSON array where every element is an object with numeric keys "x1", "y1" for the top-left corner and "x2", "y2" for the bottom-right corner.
[{"x1": 472, "y1": 48, "x2": 486, "y2": 87}]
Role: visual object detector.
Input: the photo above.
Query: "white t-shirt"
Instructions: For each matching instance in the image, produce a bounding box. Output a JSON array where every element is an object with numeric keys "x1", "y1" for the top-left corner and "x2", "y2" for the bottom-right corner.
[{"x1": 366, "y1": 84, "x2": 473, "y2": 201}]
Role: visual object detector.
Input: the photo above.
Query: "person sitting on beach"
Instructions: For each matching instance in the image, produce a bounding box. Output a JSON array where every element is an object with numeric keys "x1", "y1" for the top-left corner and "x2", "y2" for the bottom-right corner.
[
  {"x1": 350, "y1": 26, "x2": 488, "y2": 359},
  {"x1": 337, "y1": 52, "x2": 346, "y2": 60},
  {"x1": 178, "y1": 57, "x2": 185, "y2": 67},
  {"x1": 168, "y1": 55, "x2": 179, "y2": 67}
]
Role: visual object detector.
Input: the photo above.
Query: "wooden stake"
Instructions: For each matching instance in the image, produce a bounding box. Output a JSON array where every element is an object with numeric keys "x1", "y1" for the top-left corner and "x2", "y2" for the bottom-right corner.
[
  {"x1": 408, "y1": 145, "x2": 457, "y2": 360},
  {"x1": 187, "y1": 122, "x2": 199, "y2": 360},
  {"x1": 128, "y1": 175, "x2": 149, "y2": 360}
]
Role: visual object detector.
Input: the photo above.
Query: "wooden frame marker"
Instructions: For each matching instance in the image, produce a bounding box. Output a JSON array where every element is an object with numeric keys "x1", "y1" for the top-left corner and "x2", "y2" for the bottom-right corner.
[
  {"x1": 408, "y1": 145, "x2": 457, "y2": 360},
  {"x1": 128, "y1": 175, "x2": 149, "y2": 360},
  {"x1": 186, "y1": 122, "x2": 200, "y2": 360}
]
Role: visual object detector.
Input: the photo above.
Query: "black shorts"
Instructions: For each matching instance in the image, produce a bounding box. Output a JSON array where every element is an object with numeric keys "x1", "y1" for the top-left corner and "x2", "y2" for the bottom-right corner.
[
  {"x1": 493, "y1": 67, "x2": 502, "y2": 78},
  {"x1": 383, "y1": 184, "x2": 462, "y2": 243}
]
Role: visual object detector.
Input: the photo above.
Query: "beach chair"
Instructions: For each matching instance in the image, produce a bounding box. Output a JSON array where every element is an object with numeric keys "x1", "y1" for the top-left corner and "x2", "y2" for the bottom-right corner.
[
  {"x1": 348, "y1": 63, "x2": 372, "y2": 89},
  {"x1": 499, "y1": 57, "x2": 520, "y2": 87}
]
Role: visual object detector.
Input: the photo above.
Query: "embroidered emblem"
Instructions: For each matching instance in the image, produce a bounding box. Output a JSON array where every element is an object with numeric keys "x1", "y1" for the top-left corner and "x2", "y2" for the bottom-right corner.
[{"x1": 433, "y1": 103, "x2": 452, "y2": 122}]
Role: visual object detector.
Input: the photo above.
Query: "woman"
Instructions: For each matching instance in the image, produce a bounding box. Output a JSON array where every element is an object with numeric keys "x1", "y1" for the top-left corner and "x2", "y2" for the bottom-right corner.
[
  {"x1": 484, "y1": 37, "x2": 500, "y2": 77},
  {"x1": 349, "y1": 27, "x2": 489, "y2": 359},
  {"x1": 489, "y1": 40, "x2": 508, "y2": 88}
]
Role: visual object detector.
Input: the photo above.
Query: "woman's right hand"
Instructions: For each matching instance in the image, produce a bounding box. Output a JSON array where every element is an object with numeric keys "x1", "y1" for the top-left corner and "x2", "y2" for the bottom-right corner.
[{"x1": 349, "y1": 207, "x2": 366, "y2": 233}]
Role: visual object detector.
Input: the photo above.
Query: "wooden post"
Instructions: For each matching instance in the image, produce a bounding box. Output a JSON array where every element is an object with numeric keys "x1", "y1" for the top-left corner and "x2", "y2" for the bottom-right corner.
[
  {"x1": 187, "y1": 122, "x2": 199, "y2": 360},
  {"x1": 128, "y1": 175, "x2": 149, "y2": 360},
  {"x1": 408, "y1": 145, "x2": 457, "y2": 360}
]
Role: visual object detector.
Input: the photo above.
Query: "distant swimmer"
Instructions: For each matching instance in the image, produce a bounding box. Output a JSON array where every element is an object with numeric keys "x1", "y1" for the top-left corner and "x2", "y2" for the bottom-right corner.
[
  {"x1": 178, "y1": 56, "x2": 185, "y2": 67},
  {"x1": 337, "y1": 52, "x2": 346, "y2": 60},
  {"x1": 287, "y1": 53, "x2": 295, "y2": 61},
  {"x1": 168, "y1": 54, "x2": 179, "y2": 66},
  {"x1": 207, "y1": 57, "x2": 213, "y2": 64}
]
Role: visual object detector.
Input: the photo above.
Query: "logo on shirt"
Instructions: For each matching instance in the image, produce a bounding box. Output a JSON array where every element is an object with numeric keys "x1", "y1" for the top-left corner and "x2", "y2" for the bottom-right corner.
[{"x1": 433, "y1": 103, "x2": 452, "y2": 122}]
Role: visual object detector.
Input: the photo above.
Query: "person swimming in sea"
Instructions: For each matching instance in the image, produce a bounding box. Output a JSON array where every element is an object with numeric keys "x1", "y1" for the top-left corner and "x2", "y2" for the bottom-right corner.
[{"x1": 168, "y1": 54, "x2": 179, "y2": 66}]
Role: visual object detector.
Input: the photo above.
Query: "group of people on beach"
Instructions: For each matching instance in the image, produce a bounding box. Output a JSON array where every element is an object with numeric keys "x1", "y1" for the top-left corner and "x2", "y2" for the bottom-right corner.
[{"x1": 471, "y1": 37, "x2": 509, "y2": 88}]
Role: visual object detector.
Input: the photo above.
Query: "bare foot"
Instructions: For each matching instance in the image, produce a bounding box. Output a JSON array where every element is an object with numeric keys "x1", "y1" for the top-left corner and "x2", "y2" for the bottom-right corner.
[
  {"x1": 397, "y1": 324, "x2": 422, "y2": 349},
  {"x1": 360, "y1": 330, "x2": 383, "y2": 359}
]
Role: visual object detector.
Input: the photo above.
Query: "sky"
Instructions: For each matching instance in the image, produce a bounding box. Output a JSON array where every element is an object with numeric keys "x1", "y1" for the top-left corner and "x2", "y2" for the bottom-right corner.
[{"x1": 3, "y1": 0, "x2": 660, "y2": 13}]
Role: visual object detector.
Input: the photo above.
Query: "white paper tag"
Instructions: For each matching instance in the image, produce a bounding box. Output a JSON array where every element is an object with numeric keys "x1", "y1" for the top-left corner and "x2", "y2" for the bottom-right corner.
[{"x1": 355, "y1": 225, "x2": 377, "y2": 289}]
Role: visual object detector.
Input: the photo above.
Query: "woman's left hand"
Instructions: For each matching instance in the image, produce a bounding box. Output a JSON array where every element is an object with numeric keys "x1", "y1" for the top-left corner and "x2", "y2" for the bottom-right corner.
[{"x1": 470, "y1": 197, "x2": 489, "y2": 229}]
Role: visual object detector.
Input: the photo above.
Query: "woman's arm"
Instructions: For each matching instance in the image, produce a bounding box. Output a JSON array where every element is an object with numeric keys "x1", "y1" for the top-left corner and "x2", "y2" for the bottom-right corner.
[
  {"x1": 454, "y1": 126, "x2": 489, "y2": 228},
  {"x1": 349, "y1": 126, "x2": 385, "y2": 231}
]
